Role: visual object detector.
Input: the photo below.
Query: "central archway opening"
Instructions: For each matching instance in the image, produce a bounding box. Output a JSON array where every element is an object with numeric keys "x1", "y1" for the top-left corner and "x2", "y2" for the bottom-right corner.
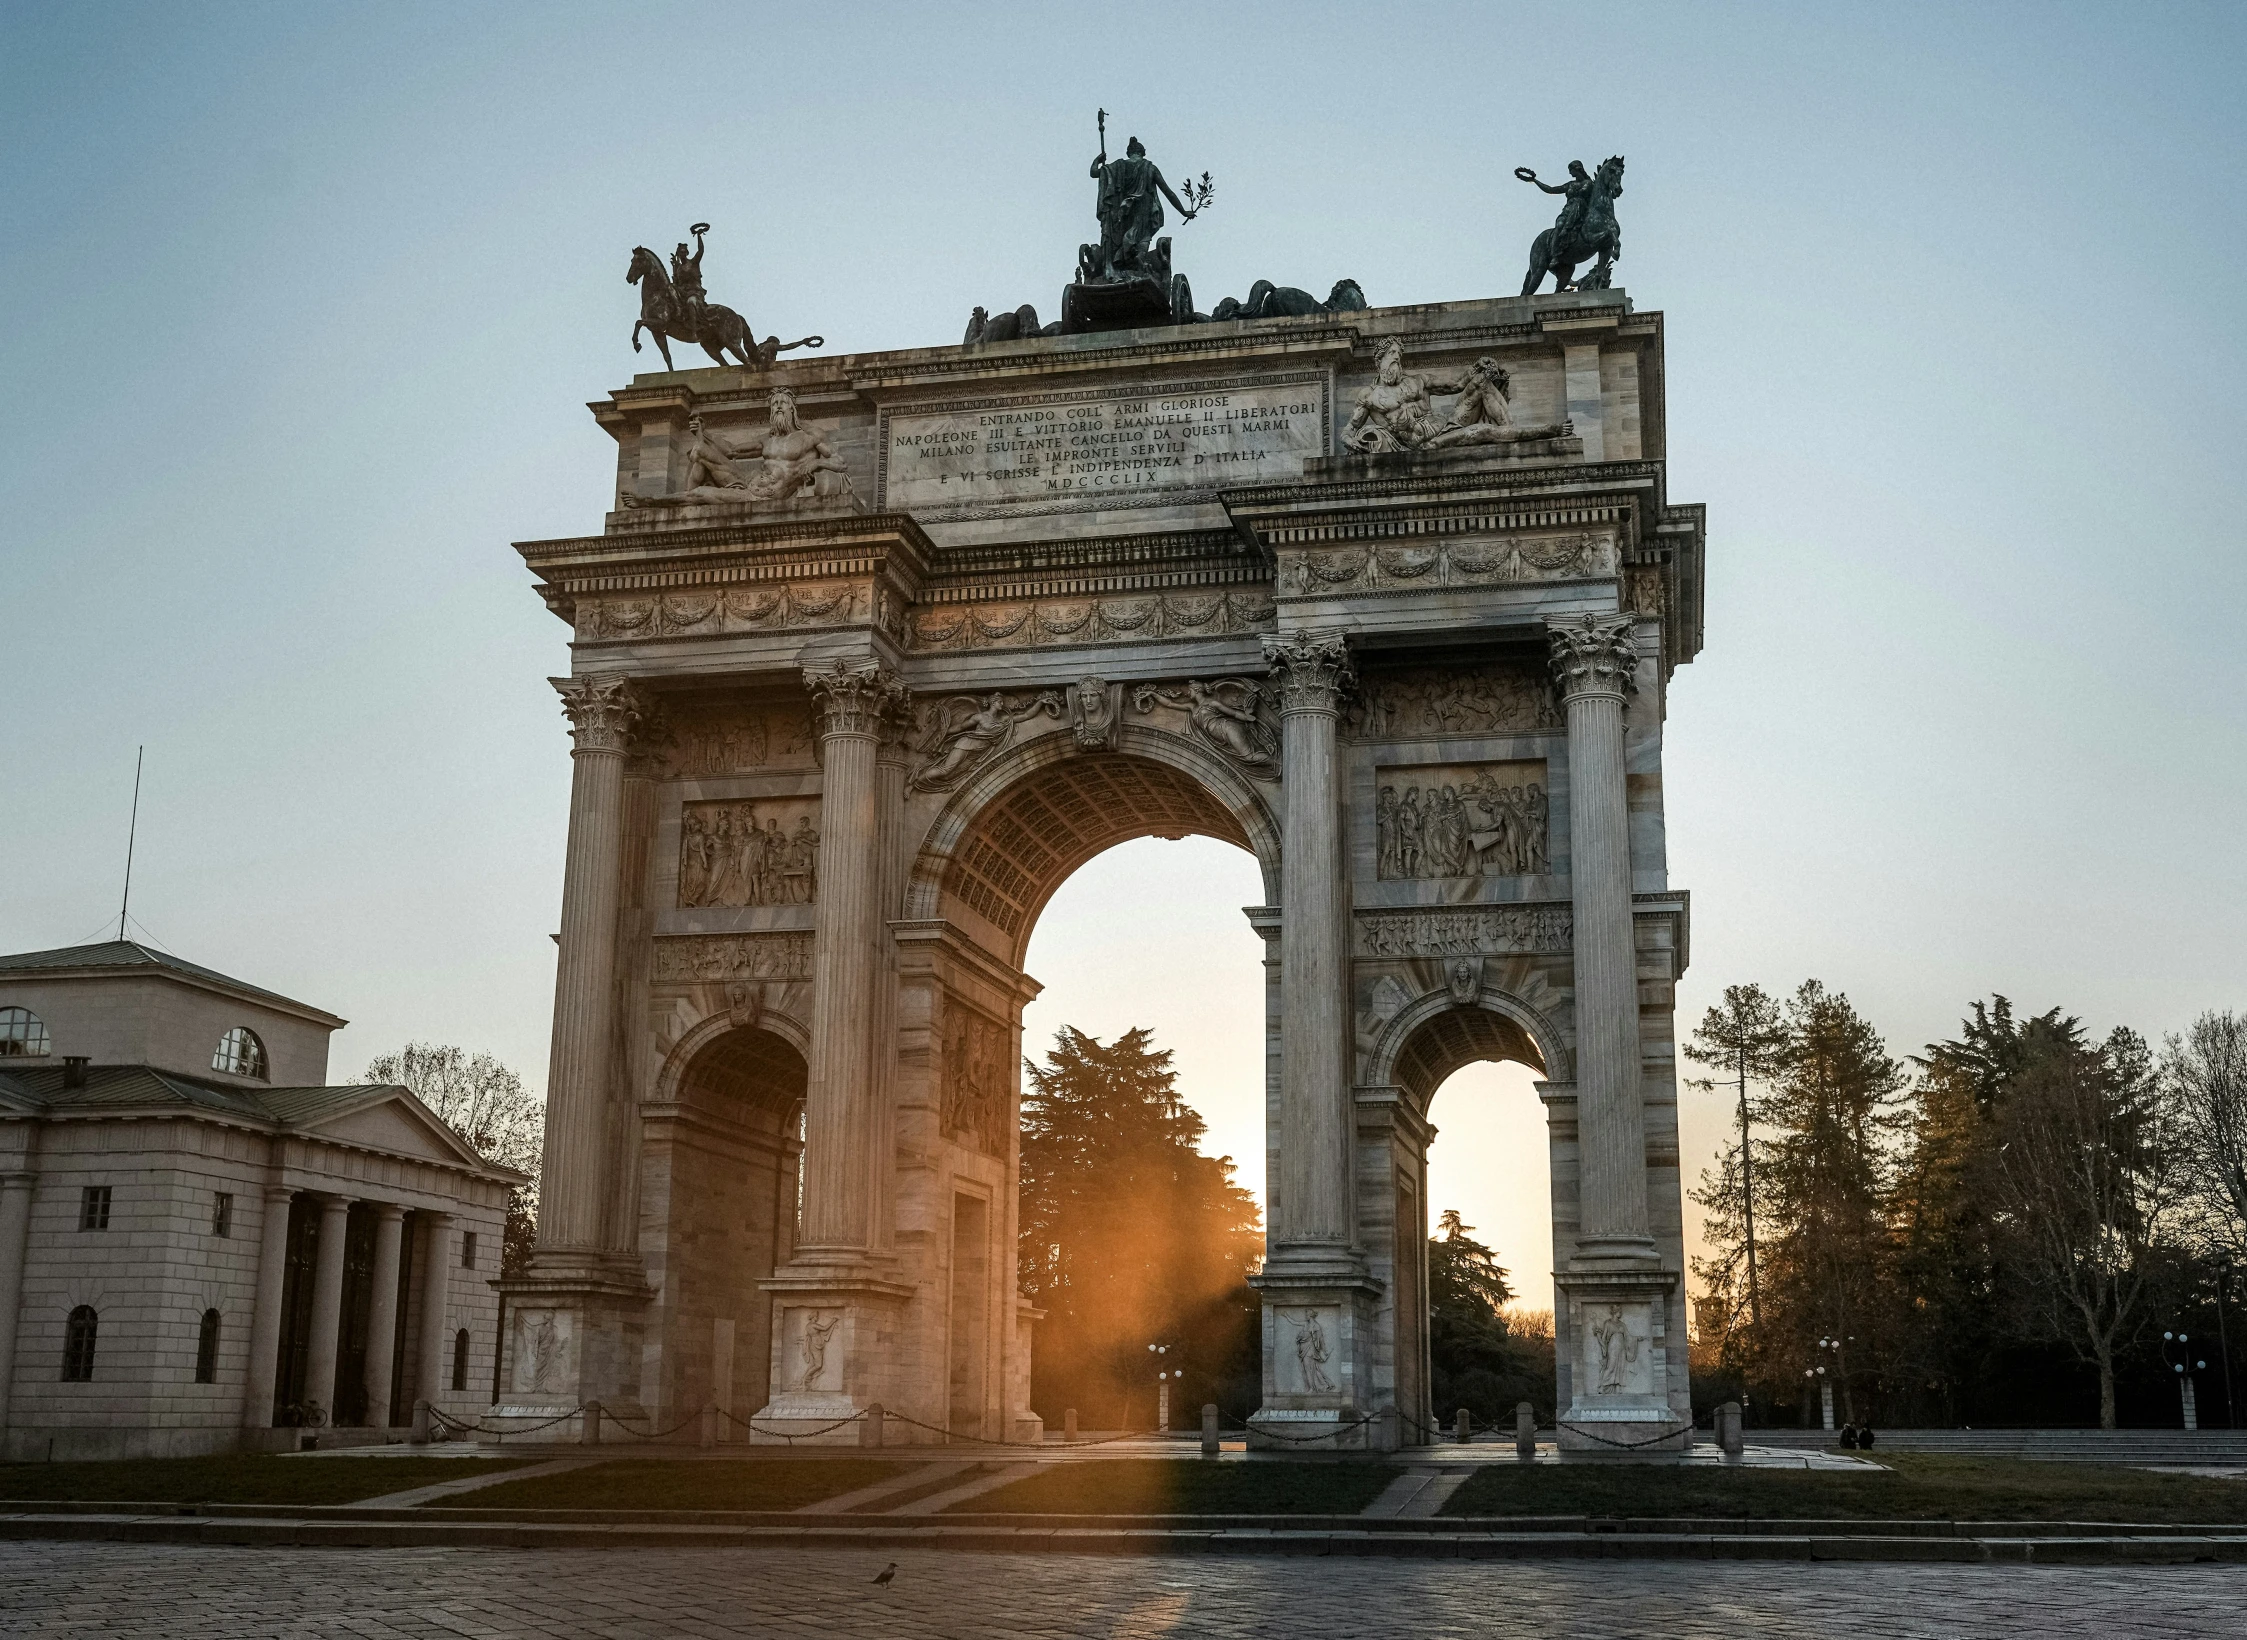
[{"x1": 921, "y1": 743, "x2": 1278, "y2": 1435}]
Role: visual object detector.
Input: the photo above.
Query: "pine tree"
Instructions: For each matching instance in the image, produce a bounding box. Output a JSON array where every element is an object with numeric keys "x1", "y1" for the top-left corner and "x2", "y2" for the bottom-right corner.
[
  {"x1": 1427, "y1": 1211, "x2": 1548, "y2": 1424},
  {"x1": 1684, "y1": 985, "x2": 1789, "y2": 1343},
  {"x1": 1017, "y1": 1026, "x2": 1261, "y2": 1425}
]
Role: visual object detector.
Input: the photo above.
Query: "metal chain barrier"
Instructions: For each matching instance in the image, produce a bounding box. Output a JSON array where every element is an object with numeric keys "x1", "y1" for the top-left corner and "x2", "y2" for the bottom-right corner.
[
  {"x1": 715, "y1": 1405, "x2": 868, "y2": 1443},
  {"x1": 427, "y1": 1404, "x2": 588, "y2": 1438},
  {"x1": 594, "y1": 1405, "x2": 707, "y2": 1443},
  {"x1": 1560, "y1": 1419, "x2": 1695, "y2": 1451}
]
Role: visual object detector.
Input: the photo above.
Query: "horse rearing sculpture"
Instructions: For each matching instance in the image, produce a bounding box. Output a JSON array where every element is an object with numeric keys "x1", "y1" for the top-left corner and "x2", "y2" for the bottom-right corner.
[
  {"x1": 627, "y1": 241, "x2": 822, "y2": 372},
  {"x1": 1517, "y1": 156, "x2": 1625, "y2": 297}
]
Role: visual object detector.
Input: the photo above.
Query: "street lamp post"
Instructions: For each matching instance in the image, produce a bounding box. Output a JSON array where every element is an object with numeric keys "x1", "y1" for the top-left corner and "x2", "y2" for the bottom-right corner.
[
  {"x1": 2162, "y1": 1330, "x2": 2208, "y2": 1433},
  {"x1": 1148, "y1": 1343, "x2": 1176, "y2": 1434},
  {"x1": 1812, "y1": 1337, "x2": 1841, "y2": 1433}
]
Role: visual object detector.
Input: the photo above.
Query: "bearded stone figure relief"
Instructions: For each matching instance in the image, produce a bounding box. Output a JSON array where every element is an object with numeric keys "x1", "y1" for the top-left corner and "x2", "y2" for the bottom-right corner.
[
  {"x1": 1376, "y1": 763, "x2": 1548, "y2": 879},
  {"x1": 678, "y1": 801, "x2": 819, "y2": 907}
]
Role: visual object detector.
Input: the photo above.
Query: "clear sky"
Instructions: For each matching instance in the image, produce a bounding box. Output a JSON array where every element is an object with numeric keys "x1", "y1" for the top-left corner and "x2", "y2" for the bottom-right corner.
[{"x1": 6, "y1": 3, "x2": 2243, "y2": 1311}]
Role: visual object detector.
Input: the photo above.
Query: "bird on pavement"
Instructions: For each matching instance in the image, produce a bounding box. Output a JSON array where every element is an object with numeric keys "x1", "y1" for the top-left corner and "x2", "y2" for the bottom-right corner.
[{"x1": 872, "y1": 1563, "x2": 898, "y2": 1586}]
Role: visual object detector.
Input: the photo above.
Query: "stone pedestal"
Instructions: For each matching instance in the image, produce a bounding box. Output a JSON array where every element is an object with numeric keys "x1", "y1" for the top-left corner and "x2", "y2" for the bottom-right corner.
[{"x1": 490, "y1": 1273, "x2": 649, "y2": 1437}]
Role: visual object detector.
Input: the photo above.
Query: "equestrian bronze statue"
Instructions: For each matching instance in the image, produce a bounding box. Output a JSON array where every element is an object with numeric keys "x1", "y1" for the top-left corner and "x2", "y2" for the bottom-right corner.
[
  {"x1": 627, "y1": 223, "x2": 823, "y2": 371},
  {"x1": 1516, "y1": 157, "x2": 1625, "y2": 296}
]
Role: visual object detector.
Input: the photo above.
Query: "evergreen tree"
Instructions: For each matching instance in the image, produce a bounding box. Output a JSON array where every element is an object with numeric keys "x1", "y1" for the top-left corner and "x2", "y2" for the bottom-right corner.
[
  {"x1": 1427, "y1": 1211, "x2": 1549, "y2": 1425},
  {"x1": 1683, "y1": 985, "x2": 1789, "y2": 1351},
  {"x1": 1017, "y1": 1026, "x2": 1261, "y2": 1426}
]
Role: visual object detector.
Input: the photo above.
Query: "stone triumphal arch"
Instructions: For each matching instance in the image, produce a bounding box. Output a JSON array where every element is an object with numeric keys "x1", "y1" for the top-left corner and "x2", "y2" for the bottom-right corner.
[{"x1": 503, "y1": 285, "x2": 1705, "y2": 1450}]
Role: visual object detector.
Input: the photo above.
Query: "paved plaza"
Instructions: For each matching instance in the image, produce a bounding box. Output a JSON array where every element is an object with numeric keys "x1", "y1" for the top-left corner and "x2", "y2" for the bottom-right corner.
[{"x1": 2, "y1": 1542, "x2": 2244, "y2": 1638}]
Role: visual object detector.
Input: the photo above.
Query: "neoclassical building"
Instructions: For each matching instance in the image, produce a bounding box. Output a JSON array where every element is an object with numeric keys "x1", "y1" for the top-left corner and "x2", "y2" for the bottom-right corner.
[
  {"x1": 506, "y1": 286, "x2": 1704, "y2": 1449},
  {"x1": 0, "y1": 942, "x2": 513, "y2": 1457}
]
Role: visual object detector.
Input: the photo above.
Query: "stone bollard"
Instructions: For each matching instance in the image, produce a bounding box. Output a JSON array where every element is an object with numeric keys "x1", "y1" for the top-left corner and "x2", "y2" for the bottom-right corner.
[
  {"x1": 700, "y1": 1403, "x2": 718, "y2": 1449},
  {"x1": 1514, "y1": 1401, "x2": 1536, "y2": 1461},
  {"x1": 1718, "y1": 1400, "x2": 1744, "y2": 1456},
  {"x1": 1376, "y1": 1407, "x2": 1402, "y2": 1451},
  {"x1": 1454, "y1": 1407, "x2": 1472, "y2": 1446},
  {"x1": 411, "y1": 1399, "x2": 431, "y2": 1445},
  {"x1": 581, "y1": 1400, "x2": 602, "y2": 1446},
  {"x1": 1064, "y1": 1407, "x2": 1078, "y2": 1443},
  {"x1": 860, "y1": 1402, "x2": 885, "y2": 1449},
  {"x1": 1201, "y1": 1404, "x2": 1219, "y2": 1457}
]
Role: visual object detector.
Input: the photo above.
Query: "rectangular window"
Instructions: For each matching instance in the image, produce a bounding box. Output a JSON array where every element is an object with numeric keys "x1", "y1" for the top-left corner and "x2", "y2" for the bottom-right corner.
[
  {"x1": 212, "y1": 1192, "x2": 233, "y2": 1238},
  {"x1": 460, "y1": 1231, "x2": 477, "y2": 1270},
  {"x1": 78, "y1": 1186, "x2": 111, "y2": 1231}
]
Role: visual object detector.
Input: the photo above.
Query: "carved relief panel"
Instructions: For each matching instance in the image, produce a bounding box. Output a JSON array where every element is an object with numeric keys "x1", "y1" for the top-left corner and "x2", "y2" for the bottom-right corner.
[
  {"x1": 782, "y1": 1305, "x2": 846, "y2": 1394},
  {"x1": 941, "y1": 1005, "x2": 1013, "y2": 1158},
  {"x1": 649, "y1": 701, "x2": 817, "y2": 778},
  {"x1": 652, "y1": 932, "x2": 815, "y2": 982},
  {"x1": 1348, "y1": 662, "x2": 1560, "y2": 739},
  {"x1": 1376, "y1": 761, "x2": 1548, "y2": 880},
  {"x1": 678, "y1": 800, "x2": 821, "y2": 908},
  {"x1": 1272, "y1": 1306, "x2": 1339, "y2": 1395}
]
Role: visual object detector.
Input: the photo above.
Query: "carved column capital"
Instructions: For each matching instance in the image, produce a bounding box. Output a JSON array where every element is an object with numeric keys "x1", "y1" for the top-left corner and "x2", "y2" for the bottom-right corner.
[
  {"x1": 803, "y1": 658, "x2": 908, "y2": 741},
  {"x1": 1261, "y1": 629, "x2": 1354, "y2": 716},
  {"x1": 552, "y1": 674, "x2": 643, "y2": 755},
  {"x1": 1545, "y1": 614, "x2": 1640, "y2": 704}
]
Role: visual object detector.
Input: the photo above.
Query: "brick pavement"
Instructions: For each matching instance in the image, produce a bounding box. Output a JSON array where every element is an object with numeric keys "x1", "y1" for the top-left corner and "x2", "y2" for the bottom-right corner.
[{"x1": 1, "y1": 1542, "x2": 2243, "y2": 1638}]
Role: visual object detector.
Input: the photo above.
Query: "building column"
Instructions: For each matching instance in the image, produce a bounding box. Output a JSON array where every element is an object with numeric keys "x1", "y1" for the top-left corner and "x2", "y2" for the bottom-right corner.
[
  {"x1": 0, "y1": 1173, "x2": 37, "y2": 1432},
  {"x1": 302, "y1": 1194, "x2": 353, "y2": 1426},
  {"x1": 796, "y1": 658, "x2": 905, "y2": 1261},
  {"x1": 1546, "y1": 612, "x2": 1681, "y2": 1449},
  {"x1": 1248, "y1": 631, "x2": 1383, "y2": 1451},
  {"x1": 242, "y1": 1184, "x2": 294, "y2": 1430},
  {"x1": 751, "y1": 659, "x2": 913, "y2": 1443},
  {"x1": 1262, "y1": 629, "x2": 1356, "y2": 1264},
  {"x1": 415, "y1": 1212, "x2": 452, "y2": 1407},
  {"x1": 363, "y1": 1204, "x2": 406, "y2": 1428},
  {"x1": 1548, "y1": 613, "x2": 1650, "y2": 1263},
  {"x1": 536, "y1": 673, "x2": 641, "y2": 1265}
]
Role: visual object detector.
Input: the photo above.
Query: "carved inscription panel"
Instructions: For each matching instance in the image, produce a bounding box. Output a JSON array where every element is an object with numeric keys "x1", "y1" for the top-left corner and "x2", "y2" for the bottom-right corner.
[
  {"x1": 679, "y1": 800, "x2": 820, "y2": 908},
  {"x1": 1377, "y1": 761, "x2": 1548, "y2": 880},
  {"x1": 879, "y1": 375, "x2": 1330, "y2": 519}
]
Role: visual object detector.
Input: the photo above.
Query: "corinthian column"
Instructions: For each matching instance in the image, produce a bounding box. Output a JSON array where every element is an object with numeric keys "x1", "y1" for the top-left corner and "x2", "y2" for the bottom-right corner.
[
  {"x1": 1548, "y1": 613, "x2": 1653, "y2": 1263},
  {"x1": 538, "y1": 673, "x2": 641, "y2": 1261},
  {"x1": 798, "y1": 658, "x2": 906, "y2": 1258},
  {"x1": 1262, "y1": 630, "x2": 1355, "y2": 1263}
]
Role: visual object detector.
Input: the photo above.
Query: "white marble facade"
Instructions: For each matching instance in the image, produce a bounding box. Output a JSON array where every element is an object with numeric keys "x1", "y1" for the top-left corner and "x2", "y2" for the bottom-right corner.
[{"x1": 509, "y1": 288, "x2": 1705, "y2": 1450}]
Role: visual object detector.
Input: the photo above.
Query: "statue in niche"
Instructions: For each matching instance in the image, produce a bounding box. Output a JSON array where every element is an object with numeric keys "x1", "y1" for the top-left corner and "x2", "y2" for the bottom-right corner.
[
  {"x1": 626, "y1": 223, "x2": 825, "y2": 372},
  {"x1": 625, "y1": 388, "x2": 856, "y2": 511},
  {"x1": 1517, "y1": 157, "x2": 1625, "y2": 296},
  {"x1": 1589, "y1": 1305, "x2": 1641, "y2": 1395},
  {"x1": 1132, "y1": 678, "x2": 1279, "y2": 779},
  {"x1": 798, "y1": 1311, "x2": 841, "y2": 1391},
  {"x1": 911, "y1": 691, "x2": 1063, "y2": 792},
  {"x1": 1068, "y1": 677, "x2": 1123, "y2": 751},
  {"x1": 1288, "y1": 1309, "x2": 1335, "y2": 1394},
  {"x1": 1344, "y1": 339, "x2": 1571, "y2": 456},
  {"x1": 1375, "y1": 771, "x2": 1548, "y2": 880}
]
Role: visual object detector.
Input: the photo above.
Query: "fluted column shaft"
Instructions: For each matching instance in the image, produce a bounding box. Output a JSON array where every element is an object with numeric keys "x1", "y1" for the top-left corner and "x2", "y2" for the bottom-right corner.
[
  {"x1": 538, "y1": 675, "x2": 640, "y2": 1256},
  {"x1": 415, "y1": 1213, "x2": 453, "y2": 1404},
  {"x1": 363, "y1": 1204, "x2": 406, "y2": 1426},
  {"x1": 1550, "y1": 614, "x2": 1652, "y2": 1258},
  {"x1": 242, "y1": 1183, "x2": 294, "y2": 1428},
  {"x1": 303, "y1": 1194, "x2": 354, "y2": 1422},
  {"x1": 1264, "y1": 632, "x2": 1354, "y2": 1251},
  {"x1": 799, "y1": 660, "x2": 905, "y2": 1255},
  {"x1": 0, "y1": 1174, "x2": 36, "y2": 1430}
]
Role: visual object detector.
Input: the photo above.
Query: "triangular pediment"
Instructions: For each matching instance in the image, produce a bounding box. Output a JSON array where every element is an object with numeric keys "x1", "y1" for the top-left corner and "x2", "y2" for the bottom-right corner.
[{"x1": 302, "y1": 1090, "x2": 490, "y2": 1169}]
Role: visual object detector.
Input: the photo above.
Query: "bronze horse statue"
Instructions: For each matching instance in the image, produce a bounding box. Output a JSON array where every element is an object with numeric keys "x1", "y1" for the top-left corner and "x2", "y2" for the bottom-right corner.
[
  {"x1": 627, "y1": 246, "x2": 822, "y2": 371},
  {"x1": 1518, "y1": 156, "x2": 1625, "y2": 296}
]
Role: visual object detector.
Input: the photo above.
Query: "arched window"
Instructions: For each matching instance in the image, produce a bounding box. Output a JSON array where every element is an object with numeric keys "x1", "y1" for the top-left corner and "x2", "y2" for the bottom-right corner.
[
  {"x1": 0, "y1": 1008, "x2": 48, "y2": 1058},
  {"x1": 62, "y1": 1306, "x2": 97, "y2": 1381},
  {"x1": 195, "y1": 1309, "x2": 221, "y2": 1383},
  {"x1": 450, "y1": 1328, "x2": 470, "y2": 1392},
  {"x1": 211, "y1": 1027, "x2": 267, "y2": 1079}
]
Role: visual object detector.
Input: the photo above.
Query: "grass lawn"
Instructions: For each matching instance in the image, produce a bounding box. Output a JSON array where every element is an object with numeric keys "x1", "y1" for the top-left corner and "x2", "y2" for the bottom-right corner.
[
  {"x1": 953, "y1": 1458, "x2": 1401, "y2": 1516},
  {"x1": 0, "y1": 1455, "x2": 527, "y2": 1507},
  {"x1": 1443, "y1": 1452, "x2": 2247, "y2": 1524},
  {"x1": 443, "y1": 1458, "x2": 907, "y2": 1512}
]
